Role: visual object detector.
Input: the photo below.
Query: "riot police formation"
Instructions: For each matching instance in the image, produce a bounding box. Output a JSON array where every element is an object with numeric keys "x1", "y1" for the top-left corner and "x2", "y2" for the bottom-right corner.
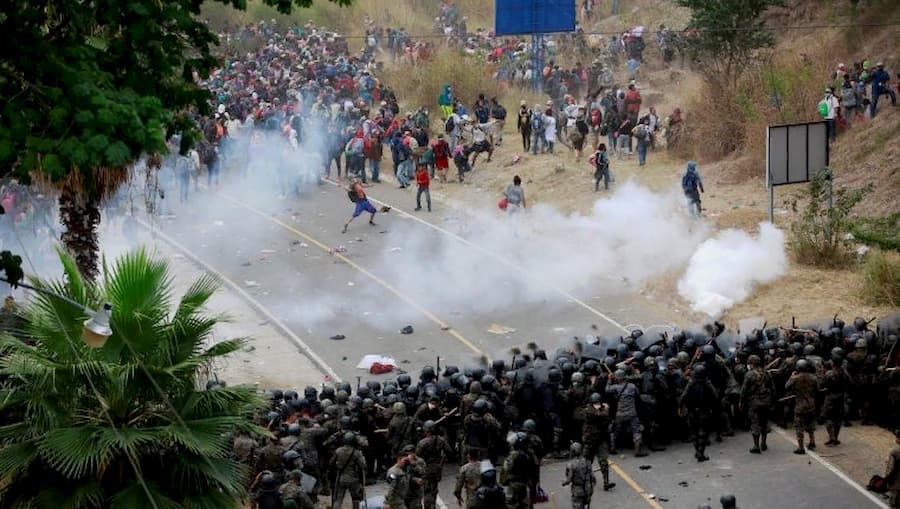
[{"x1": 241, "y1": 314, "x2": 900, "y2": 508}]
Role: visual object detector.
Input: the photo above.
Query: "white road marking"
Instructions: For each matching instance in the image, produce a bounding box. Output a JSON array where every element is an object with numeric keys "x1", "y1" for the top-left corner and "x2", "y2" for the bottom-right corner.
[
  {"x1": 323, "y1": 178, "x2": 629, "y2": 334},
  {"x1": 773, "y1": 425, "x2": 888, "y2": 507},
  {"x1": 135, "y1": 216, "x2": 344, "y2": 383}
]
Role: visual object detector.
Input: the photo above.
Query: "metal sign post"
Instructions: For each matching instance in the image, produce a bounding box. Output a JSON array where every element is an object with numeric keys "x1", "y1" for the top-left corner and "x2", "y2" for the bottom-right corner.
[{"x1": 765, "y1": 121, "x2": 830, "y2": 225}]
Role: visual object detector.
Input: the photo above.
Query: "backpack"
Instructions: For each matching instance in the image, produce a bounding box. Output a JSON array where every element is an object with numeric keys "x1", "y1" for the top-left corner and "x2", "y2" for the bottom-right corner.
[
  {"x1": 682, "y1": 172, "x2": 697, "y2": 193},
  {"x1": 492, "y1": 104, "x2": 507, "y2": 120},
  {"x1": 444, "y1": 116, "x2": 456, "y2": 134},
  {"x1": 531, "y1": 112, "x2": 544, "y2": 131},
  {"x1": 818, "y1": 100, "x2": 829, "y2": 117},
  {"x1": 347, "y1": 189, "x2": 360, "y2": 203},
  {"x1": 635, "y1": 124, "x2": 649, "y2": 141}
]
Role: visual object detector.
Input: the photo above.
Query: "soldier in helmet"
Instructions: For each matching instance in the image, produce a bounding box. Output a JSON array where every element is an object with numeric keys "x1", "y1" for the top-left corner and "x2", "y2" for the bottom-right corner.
[
  {"x1": 416, "y1": 420, "x2": 454, "y2": 509},
  {"x1": 251, "y1": 471, "x2": 283, "y2": 509},
  {"x1": 473, "y1": 468, "x2": 506, "y2": 509},
  {"x1": 328, "y1": 431, "x2": 366, "y2": 509},
  {"x1": 233, "y1": 430, "x2": 260, "y2": 485},
  {"x1": 563, "y1": 442, "x2": 596, "y2": 509},
  {"x1": 581, "y1": 392, "x2": 615, "y2": 490},
  {"x1": 501, "y1": 432, "x2": 535, "y2": 509},
  {"x1": 385, "y1": 451, "x2": 411, "y2": 509},
  {"x1": 388, "y1": 401, "x2": 416, "y2": 458},
  {"x1": 640, "y1": 356, "x2": 669, "y2": 453},
  {"x1": 462, "y1": 398, "x2": 500, "y2": 461},
  {"x1": 884, "y1": 429, "x2": 900, "y2": 508},
  {"x1": 521, "y1": 419, "x2": 544, "y2": 502},
  {"x1": 606, "y1": 369, "x2": 644, "y2": 456},
  {"x1": 821, "y1": 354, "x2": 849, "y2": 446},
  {"x1": 720, "y1": 493, "x2": 738, "y2": 509},
  {"x1": 739, "y1": 354, "x2": 775, "y2": 453},
  {"x1": 280, "y1": 470, "x2": 316, "y2": 509},
  {"x1": 785, "y1": 359, "x2": 820, "y2": 454},
  {"x1": 679, "y1": 364, "x2": 719, "y2": 462},
  {"x1": 568, "y1": 371, "x2": 590, "y2": 441},
  {"x1": 845, "y1": 337, "x2": 869, "y2": 422},
  {"x1": 403, "y1": 444, "x2": 426, "y2": 509},
  {"x1": 453, "y1": 450, "x2": 482, "y2": 509},
  {"x1": 256, "y1": 435, "x2": 287, "y2": 484}
]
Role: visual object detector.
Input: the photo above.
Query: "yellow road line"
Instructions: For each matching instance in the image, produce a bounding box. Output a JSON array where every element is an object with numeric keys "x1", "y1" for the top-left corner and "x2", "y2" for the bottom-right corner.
[
  {"x1": 219, "y1": 193, "x2": 485, "y2": 356},
  {"x1": 223, "y1": 189, "x2": 662, "y2": 509},
  {"x1": 322, "y1": 177, "x2": 630, "y2": 333},
  {"x1": 610, "y1": 462, "x2": 665, "y2": 509}
]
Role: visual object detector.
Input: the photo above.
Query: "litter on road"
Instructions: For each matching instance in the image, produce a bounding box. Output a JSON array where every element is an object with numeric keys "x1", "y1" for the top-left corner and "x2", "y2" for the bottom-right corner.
[
  {"x1": 356, "y1": 354, "x2": 396, "y2": 370},
  {"x1": 488, "y1": 323, "x2": 516, "y2": 335},
  {"x1": 400, "y1": 325, "x2": 414, "y2": 335}
]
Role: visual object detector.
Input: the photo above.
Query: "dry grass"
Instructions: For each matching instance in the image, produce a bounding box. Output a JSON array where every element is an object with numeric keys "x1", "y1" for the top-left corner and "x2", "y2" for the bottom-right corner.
[
  {"x1": 862, "y1": 250, "x2": 900, "y2": 307},
  {"x1": 380, "y1": 51, "x2": 505, "y2": 119}
]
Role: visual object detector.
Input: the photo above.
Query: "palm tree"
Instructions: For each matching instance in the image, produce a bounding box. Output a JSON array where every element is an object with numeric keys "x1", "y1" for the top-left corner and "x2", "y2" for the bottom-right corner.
[{"x1": 0, "y1": 248, "x2": 268, "y2": 508}]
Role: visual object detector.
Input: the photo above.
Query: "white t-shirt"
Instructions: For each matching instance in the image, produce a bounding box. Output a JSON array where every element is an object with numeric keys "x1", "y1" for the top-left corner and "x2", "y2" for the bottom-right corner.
[{"x1": 820, "y1": 94, "x2": 840, "y2": 120}]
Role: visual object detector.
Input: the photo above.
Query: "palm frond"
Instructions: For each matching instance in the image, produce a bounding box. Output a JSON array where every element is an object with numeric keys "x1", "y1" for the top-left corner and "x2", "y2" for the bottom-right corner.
[
  {"x1": 60, "y1": 479, "x2": 106, "y2": 509},
  {"x1": 174, "y1": 274, "x2": 221, "y2": 321},
  {"x1": 178, "y1": 385, "x2": 264, "y2": 420},
  {"x1": 0, "y1": 439, "x2": 40, "y2": 487},
  {"x1": 110, "y1": 480, "x2": 181, "y2": 509},
  {"x1": 166, "y1": 454, "x2": 248, "y2": 496},
  {"x1": 37, "y1": 426, "x2": 114, "y2": 479},
  {"x1": 201, "y1": 338, "x2": 248, "y2": 360}
]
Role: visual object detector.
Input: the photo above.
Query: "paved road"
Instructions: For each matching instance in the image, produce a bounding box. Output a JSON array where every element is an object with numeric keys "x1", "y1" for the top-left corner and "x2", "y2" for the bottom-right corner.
[{"x1": 131, "y1": 175, "x2": 885, "y2": 509}]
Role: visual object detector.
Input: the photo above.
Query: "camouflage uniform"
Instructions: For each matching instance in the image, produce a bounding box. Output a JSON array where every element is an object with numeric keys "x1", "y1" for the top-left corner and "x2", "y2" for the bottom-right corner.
[
  {"x1": 328, "y1": 445, "x2": 367, "y2": 509},
  {"x1": 740, "y1": 364, "x2": 774, "y2": 452},
  {"x1": 886, "y1": 441, "x2": 900, "y2": 508},
  {"x1": 501, "y1": 448, "x2": 534, "y2": 509},
  {"x1": 581, "y1": 404, "x2": 611, "y2": 484},
  {"x1": 564, "y1": 455, "x2": 596, "y2": 509},
  {"x1": 785, "y1": 372, "x2": 820, "y2": 450},
  {"x1": 416, "y1": 434, "x2": 454, "y2": 509},
  {"x1": 385, "y1": 463, "x2": 411, "y2": 509},
  {"x1": 453, "y1": 459, "x2": 482, "y2": 509},
  {"x1": 821, "y1": 365, "x2": 848, "y2": 444},
  {"x1": 405, "y1": 455, "x2": 426, "y2": 509}
]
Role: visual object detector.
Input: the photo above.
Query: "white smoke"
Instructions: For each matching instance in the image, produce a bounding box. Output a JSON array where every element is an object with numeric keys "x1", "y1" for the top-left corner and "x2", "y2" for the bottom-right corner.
[
  {"x1": 677, "y1": 222, "x2": 788, "y2": 318},
  {"x1": 368, "y1": 180, "x2": 711, "y2": 317}
]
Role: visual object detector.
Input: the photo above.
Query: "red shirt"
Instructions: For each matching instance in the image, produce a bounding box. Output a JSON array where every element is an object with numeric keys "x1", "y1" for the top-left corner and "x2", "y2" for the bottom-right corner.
[{"x1": 415, "y1": 168, "x2": 430, "y2": 188}]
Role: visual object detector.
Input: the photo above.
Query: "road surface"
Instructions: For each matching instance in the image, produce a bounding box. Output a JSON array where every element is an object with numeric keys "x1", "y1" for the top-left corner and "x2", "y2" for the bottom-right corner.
[{"x1": 124, "y1": 174, "x2": 886, "y2": 509}]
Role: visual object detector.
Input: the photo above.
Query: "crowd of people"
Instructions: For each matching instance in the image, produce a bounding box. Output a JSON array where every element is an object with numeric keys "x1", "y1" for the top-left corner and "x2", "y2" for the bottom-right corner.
[
  {"x1": 236, "y1": 315, "x2": 900, "y2": 509},
  {"x1": 819, "y1": 60, "x2": 896, "y2": 141}
]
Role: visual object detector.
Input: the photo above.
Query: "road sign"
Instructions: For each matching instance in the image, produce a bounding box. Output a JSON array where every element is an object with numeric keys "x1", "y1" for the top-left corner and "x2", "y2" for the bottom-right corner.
[
  {"x1": 495, "y1": 0, "x2": 576, "y2": 35},
  {"x1": 765, "y1": 121, "x2": 829, "y2": 222}
]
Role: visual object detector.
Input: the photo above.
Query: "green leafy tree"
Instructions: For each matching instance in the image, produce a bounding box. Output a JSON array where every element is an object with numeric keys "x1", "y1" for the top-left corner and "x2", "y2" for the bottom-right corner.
[
  {"x1": 0, "y1": 248, "x2": 267, "y2": 508},
  {"x1": 676, "y1": 0, "x2": 784, "y2": 88},
  {"x1": 0, "y1": 0, "x2": 351, "y2": 280}
]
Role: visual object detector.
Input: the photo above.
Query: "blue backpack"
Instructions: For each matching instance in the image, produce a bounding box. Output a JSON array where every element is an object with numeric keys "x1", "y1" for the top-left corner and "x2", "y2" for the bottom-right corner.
[{"x1": 531, "y1": 112, "x2": 544, "y2": 131}]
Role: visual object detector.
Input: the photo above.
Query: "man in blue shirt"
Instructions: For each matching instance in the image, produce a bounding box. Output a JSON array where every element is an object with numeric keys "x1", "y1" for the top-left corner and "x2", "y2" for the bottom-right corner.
[{"x1": 871, "y1": 62, "x2": 896, "y2": 118}]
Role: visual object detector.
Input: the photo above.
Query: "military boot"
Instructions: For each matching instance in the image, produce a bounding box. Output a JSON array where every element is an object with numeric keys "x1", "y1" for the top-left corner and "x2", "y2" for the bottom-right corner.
[
  {"x1": 793, "y1": 433, "x2": 805, "y2": 454},
  {"x1": 696, "y1": 445, "x2": 709, "y2": 462},
  {"x1": 749, "y1": 434, "x2": 761, "y2": 454},
  {"x1": 634, "y1": 439, "x2": 648, "y2": 457},
  {"x1": 806, "y1": 432, "x2": 816, "y2": 451},
  {"x1": 832, "y1": 422, "x2": 842, "y2": 445},
  {"x1": 760, "y1": 433, "x2": 768, "y2": 451},
  {"x1": 824, "y1": 424, "x2": 836, "y2": 446},
  {"x1": 602, "y1": 469, "x2": 616, "y2": 491}
]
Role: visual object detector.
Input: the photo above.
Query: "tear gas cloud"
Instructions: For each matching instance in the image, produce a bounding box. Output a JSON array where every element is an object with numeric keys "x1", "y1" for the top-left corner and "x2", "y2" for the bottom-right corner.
[
  {"x1": 677, "y1": 222, "x2": 788, "y2": 319},
  {"x1": 3, "y1": 116, "x2": 786, "y2": 344}
]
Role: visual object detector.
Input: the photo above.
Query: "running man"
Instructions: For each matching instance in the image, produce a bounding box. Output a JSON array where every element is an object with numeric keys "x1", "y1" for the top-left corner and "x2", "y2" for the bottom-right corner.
[{"x1": 342, "y1": 179, "x2": 388, "y2": 233}]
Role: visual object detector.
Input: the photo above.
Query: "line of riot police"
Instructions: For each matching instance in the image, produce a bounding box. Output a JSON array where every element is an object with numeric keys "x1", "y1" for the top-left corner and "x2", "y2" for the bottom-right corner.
[{"x1": 231, "y1": 312, "x2": 900, "y2": 508}]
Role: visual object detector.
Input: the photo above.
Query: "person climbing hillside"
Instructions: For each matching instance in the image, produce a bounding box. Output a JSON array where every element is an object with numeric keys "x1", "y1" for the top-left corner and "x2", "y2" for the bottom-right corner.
[{"x1": 438, "y1": 83, "x2": 454, "y2": 118}]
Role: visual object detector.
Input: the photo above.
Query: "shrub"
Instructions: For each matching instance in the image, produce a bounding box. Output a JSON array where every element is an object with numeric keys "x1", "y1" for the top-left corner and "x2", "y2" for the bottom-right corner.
[
  {"x1": 851, "y1": 213, "x2": 900, "y2": 252},
  {"x1": 861, "y1": 249, "x2": 900, "y2": 307},
  {"x1": 788, "y1": 168, "x2": 870, "y2": 268}
]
